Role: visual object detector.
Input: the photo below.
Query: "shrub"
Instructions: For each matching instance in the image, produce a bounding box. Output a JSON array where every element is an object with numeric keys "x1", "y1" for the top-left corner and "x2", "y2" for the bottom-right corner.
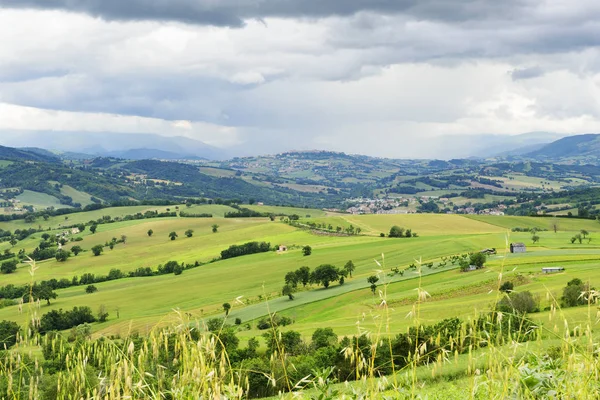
[
  {"x1": 499, "y1": 281, "x2": 514, "y2": 293},
  {"x1": 496, "y1": 291, "x2": 539, "y2": 315},
  {"x1": 1, "y1": 259, "x2": 18, "y2": 274},
  {"x1": 91, "y1": 245, "x2": 104, "y2": 256},
  {"x1": 85, "y1": 285, "x2": 98, "y2": 294}
]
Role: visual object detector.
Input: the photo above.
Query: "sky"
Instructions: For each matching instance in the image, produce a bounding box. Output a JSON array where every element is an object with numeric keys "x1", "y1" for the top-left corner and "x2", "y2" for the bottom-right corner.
[{"x1": 1, "y1": 0, "x2": 600, "y2": 158}]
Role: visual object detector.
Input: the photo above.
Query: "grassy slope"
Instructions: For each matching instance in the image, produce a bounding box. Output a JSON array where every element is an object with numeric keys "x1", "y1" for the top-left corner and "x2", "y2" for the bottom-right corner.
[{"x1": 16, "y1": 190, "x2": 70, "y2": 210}]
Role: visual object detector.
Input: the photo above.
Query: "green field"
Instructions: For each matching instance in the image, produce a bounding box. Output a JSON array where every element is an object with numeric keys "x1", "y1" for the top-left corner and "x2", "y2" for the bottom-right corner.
[
  {"x1": 1, "y1": 206, "x2": 599, "y2": 398},
  {"x1": 60, "y1": 184, "x2": 97, "y2": 206},
  {"x1": 16, "y1": 190, "x2": 71, "y2": 210},
  {"x1": 1, "y1": 209, "x2": 598, "y2": 338}
]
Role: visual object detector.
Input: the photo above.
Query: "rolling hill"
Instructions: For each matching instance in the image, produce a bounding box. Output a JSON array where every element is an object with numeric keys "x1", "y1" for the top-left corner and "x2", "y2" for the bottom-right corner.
[{"x1": 526, "y1": 133, "x2": 600, "y2": 160}]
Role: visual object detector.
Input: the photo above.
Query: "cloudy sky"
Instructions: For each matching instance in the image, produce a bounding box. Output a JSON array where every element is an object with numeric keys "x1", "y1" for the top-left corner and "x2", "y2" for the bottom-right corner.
[{"x1": 1, "y1": 0, "x2": 600, "y2": 158}]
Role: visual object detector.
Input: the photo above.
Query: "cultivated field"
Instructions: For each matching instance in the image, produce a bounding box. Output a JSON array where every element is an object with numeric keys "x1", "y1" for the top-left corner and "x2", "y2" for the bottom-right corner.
[{"x1": 1, "y1": 207, "x2": 599, "y2": 398}]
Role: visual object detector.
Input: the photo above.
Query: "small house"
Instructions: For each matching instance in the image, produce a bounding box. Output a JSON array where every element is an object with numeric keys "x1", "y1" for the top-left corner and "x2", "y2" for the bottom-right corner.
[
  {"x1": 510, "y1": 243, "x2": 526, "y2": 253},
  {"x1": 278, "y1": 245, "x2": 288, "y2": 253},
  {"x1": 542, "y1": 267, "x2": 564, "y2": 274},
  {"x1": 71, "y1": 227, "x2": 80, "y2": 235}
]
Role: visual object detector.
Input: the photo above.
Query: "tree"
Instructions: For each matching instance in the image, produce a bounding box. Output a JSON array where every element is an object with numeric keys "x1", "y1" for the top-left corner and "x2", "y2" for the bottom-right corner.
[
  {"x1": 90, "y1": 224, "x2": 97, "y2": 234},
  {"x1": 561, "y1": 278, "x2": 589, "y2": 307},
  {"x1": 581, "y1": 229, "x2": 589, "y2": 239},
  {"x1": 496, "y1": 291, "x2": 538, "y2": 315},
  {"x1": 223, "y1": 302, "x2": 231, "y2": 316},
  {"x1": 310, "y1": 264, "x2": 339, "y2": 288},
  {"x1": 77, "y1": 224, "x2": 86, "y2": 233},
  {"x1": 55, "y1": 249, "x2": 70, "y2": 262},
  {"x1": 551, "y1": 218, "x2": 559, "y2": 233},
  {"x1": 302, "y1": 245, "x2": 312, "y2": 256},
  {"x1": 173, "y1": 263, "x2": 184, "y2": 275},
  {"x1": 0, "y1": 320, "x2": 20, "y2": 349},
  {"x1": 91, "y1": 245, "x2": 104, "y2": 256},
  {"x1": 499, "y1": 281, "x2": 514, "y2": 293},
  {"x1": 41, "y1": 233, "x2": 51, "y2": 241},
  {"x1": 1, "y1": 259, "x2": 18, "y2": 274},
  {"x1": 282, "y1": 284, "x2": 295, "y2": 300},
  {"x1": 389, "y1": 225, "x2": 405, "y2": 238},
  {"x1": 312, "y1": 327, "x2": 338, "y2": 350},
  {"x1": 531, "y1": 234, "x2": 540, "y2": 244},
  {"x1": 185, "y1": 229, "x2": 194, "y2": 238},
  {"x1": 168, "y1": 231, "x2": 178, "y2": 241},
  {"x1": 121, "y1": 235, "x2": 127, "y2": 244},
  {"x1": 9, "y1": 237, "x2": 17, "y2": 247},
  {"x1": 285, "y1": 271, "x2": 299, "y2": 288},
  {"x1": 212, "y1": 224, "x2": 219, "y2": 233},
  {"x1": 296, "y1": 266, "x2": 311, "y2": 287},
  {"x1": 147, "y1": 229, "x2": 154, "y2": 237},
  {"x1": 469, "y1": 252, "x2": 486, "y2": 269},
  {"x1": 34, "y1": 283, "x2": 57, "y2": 305},
  {"x1": 86, "y1": 285, "x2": 98, "y2": 294},
  {"x1": 344, "y1": 260, "x2": 356, "y2": 278},
  {"x1": 97, "y1": 304, "x2": 109, "y2": 322},
  {"x1": 367, "y1": 275, "x2": 379, "y2": 294},
  {"x1": 71, "y1": 245, "x2": 83, "y2": 256}
]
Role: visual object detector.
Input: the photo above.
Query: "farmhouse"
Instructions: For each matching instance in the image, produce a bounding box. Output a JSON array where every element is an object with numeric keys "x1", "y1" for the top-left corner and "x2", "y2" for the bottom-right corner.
[
  {"x1": 542, "y1": 267, "x2": 564, "y2": 274},
  {"x1": 510, "y1": 242, "x2": 526, "y2": 253}
]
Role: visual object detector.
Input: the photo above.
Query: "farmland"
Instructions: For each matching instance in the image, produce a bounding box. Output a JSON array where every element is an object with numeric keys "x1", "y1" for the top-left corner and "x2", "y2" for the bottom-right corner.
[
  {"x1": 1, "y1": 209, "x2": 598, "y2": 335},
  {"x1": 1, "y1": 206, "x2": 599, "y2": 398}
]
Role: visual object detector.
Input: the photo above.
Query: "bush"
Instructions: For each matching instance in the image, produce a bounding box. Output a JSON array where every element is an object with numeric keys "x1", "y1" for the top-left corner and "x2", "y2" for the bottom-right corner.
[
  {"x1": 499, "y1": 281, "x2": 514, "y2": 293},
  {"x1": 91, "y1": 245, "x2": 104, "y2": 256},
  {"x1": 389, "y1": 225, "x2": 405, "y2": 238},
  {"x1": 1, "y1": 259, "x2": 18, "y2": 274},
  {"x1": 496, "y1": 291, "x2": 539, "y2": 315},
  {"x1": 561, "y1": 278, "x2": 589, "y2": 307},
  {"x1": 302, "y1": 245, "x2": 312, "y2": 256},
  {"x1": 85, "y1": 285, "x2": 98, "y2": 294},
  {"x1": 0, "y1": 320, "x2": 20, "y2": 348}
]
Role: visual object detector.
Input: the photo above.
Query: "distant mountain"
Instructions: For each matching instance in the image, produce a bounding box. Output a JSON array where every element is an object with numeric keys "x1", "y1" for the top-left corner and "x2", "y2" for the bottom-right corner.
[
  {"x1": 492, "y1": 142, "x2": 551, "y2": 157},
  {"x1": 526, "y1": 134, "x2": 600, "y2": 160},
  {"x1": 0, "y1": 131, "x2": 226, "y2": 160},
  {"x1": 425, "y1": 132, "x2": 568, "y2": 159},
  {"x1": 104, "y1": 148, "x2": 206, "y2": 160}
]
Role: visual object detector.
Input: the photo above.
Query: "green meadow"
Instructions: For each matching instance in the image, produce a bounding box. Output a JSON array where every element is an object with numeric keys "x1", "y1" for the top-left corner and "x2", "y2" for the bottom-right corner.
[{"x1": 1, "y1": 208, "x2": 598, "y2": 341}]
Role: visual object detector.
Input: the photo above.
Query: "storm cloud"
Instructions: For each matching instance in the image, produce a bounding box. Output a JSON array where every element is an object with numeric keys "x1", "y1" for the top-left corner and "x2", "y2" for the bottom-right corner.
[
  {"x1": 1, "y1": 1, "x2": 600, "y2": 158},
  {"x1": 0, "y1": 0, "x2": 531, "y2": 27}
]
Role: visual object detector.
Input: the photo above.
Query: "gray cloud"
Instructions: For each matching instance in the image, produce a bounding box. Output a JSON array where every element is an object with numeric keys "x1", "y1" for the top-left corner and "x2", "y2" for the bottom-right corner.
[
  {"x1": 511, "y1": 66, "x2": 545, "y2": 80},
  {"x1": 0, "y1": 0, "x2": 529, "y2": 27}
]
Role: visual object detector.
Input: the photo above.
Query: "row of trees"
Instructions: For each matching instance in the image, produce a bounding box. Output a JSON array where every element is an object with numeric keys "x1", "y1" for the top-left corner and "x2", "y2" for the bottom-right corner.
[{"x1": 282, "y1": 261, "x2": 356, "y2": 299}]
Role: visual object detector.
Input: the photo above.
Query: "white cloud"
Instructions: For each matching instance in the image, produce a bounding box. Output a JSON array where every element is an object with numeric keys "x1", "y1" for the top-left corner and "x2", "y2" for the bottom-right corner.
[{"x1": 0, "y1": 103, "x2": 241, "y2": 147}]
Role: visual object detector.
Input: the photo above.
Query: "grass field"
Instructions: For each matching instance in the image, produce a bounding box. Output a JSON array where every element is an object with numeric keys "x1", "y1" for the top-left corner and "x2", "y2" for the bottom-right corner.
[
  {"x1": 2, "y1": 207, "x2": 600, "y2": 398},
  {"x1": 16, "y1": 190, "x2": 71, "y2": 210},
  {"x1": 1, "y1": 210, "x2": 598, "y2": 341},
  {"x1": 60, "y1": 184, "x2": 97, "y2": 206}
]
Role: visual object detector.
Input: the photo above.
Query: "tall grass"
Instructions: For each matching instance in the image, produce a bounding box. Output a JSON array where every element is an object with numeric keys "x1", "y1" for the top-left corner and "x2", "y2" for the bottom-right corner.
[{"x1": 1, "y1": 240, "x2": 599, "y2": 399}]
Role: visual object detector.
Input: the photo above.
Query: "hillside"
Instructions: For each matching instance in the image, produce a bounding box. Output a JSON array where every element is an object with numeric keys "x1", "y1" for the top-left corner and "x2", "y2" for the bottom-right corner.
[
  {"x1": 0, "y1": 207, "x2": 599, "y2": 398},
  {"x1": 0, "y1": 145, "x2": 58, "y2": 162},
  {"x1": 526, "y1": 133, "x2": 600, "y2": 160}
]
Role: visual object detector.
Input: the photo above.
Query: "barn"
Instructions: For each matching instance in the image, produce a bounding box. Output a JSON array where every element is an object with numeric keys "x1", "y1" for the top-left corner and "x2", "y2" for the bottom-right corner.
[{"x1": 510, "y1": 242, "x2": 526, "y2": 253}]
